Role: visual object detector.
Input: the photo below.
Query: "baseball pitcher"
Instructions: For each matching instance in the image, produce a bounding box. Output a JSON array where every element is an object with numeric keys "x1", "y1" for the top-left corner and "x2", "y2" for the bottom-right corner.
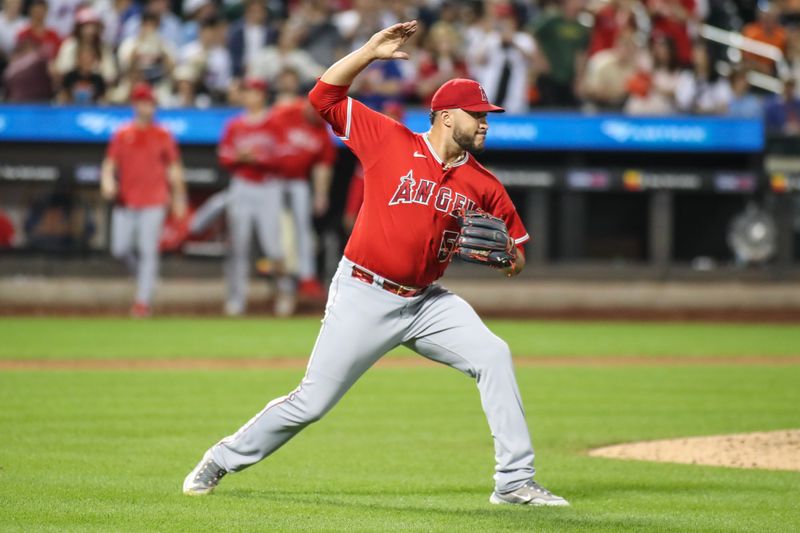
[{"x1": 184, "y1": 21, "x2": 567, "y2": 507}]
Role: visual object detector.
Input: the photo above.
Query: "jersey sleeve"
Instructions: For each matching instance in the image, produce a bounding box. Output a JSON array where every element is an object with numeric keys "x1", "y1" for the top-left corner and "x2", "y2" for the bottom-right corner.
[
  {"x1": 317, "y1": 128, "x2": 337, "y2": 166},
  {"x1": 308, "y1": 78, "x2": 397, "y2": 169},
  {"x1": 487, "y1": 186, "x2": 530, "y2": 248},
  {"x1": 217, "y1": 121, "x2": 238, "y2": 172},
  {"x1": 164, "y1": 131, "x2": 180, "y2": 163}
]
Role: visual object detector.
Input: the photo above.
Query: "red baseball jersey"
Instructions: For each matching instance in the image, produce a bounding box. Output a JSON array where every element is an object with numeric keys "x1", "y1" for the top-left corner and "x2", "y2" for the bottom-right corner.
[
  {"x1": 106, "y1": 122, "x2": 179, "y2": 208},
  {"x1": 217, "y1": 112, "x2": 275, "y2": 183},
  {"x1": 265, "y1": 99, "x2": 337, "y2": 179},
  {"x1": 309, "y1": 79, "x2": 529, "y2": 288},
  {"x1": 16, "y1": 26, "x2": 61, "y2": 60},
  {"x1": 344, "y1": 163, "x2": 365, "y2": 220}
]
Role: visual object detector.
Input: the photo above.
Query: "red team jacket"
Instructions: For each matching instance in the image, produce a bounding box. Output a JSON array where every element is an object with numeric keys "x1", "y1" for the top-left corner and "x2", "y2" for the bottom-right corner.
[
  {"x1": 218, "y1": 100, "x2": 335, "y2": 182},
  {"x1": 106, "y1": 123, "x2": 180, "y2": 208},
  {"x1": 266, "y1": 100, "x2": 336, "y2": 179},
  {"x1": 308, "y1": 79, "x2": 529, "y2": 288},
  {"x1": 217, "y1": 112, "x2": 276, "y2": 182}
]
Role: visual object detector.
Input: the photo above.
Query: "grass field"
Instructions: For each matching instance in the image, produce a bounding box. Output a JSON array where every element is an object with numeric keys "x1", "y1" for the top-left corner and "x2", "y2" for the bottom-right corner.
[{"x1": 1, "y1": 318, "x2": 799, "y2": 532}]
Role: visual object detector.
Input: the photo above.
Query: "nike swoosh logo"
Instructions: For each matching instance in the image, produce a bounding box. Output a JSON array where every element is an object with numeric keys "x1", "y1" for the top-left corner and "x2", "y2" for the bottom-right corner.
[{"x1": 413, "y1": 151, "x2": 427, "y2": 158}]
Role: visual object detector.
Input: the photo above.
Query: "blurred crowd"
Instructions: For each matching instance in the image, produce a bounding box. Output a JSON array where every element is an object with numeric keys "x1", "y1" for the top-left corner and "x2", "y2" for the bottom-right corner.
[{"x1": 2, "y1": 0, "x2": 800, "y2": 128}]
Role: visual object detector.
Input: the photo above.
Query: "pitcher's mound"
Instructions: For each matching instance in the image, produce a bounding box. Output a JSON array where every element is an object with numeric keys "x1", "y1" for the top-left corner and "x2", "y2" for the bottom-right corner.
[{"x1": 589, "y1": 429, "x2": 800, "y2": 471}]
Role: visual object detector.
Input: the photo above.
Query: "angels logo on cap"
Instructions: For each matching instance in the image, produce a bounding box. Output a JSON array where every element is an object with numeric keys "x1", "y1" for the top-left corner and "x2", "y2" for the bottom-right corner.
[{"x1": 430, "y1": 78, "x2": 504, "y2": 113}]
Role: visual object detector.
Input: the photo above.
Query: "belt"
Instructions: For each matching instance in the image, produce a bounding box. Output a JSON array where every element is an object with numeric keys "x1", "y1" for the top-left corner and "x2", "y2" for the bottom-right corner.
[{"x1": 351, "y1": 265, "x2": 425, "y2": 298}]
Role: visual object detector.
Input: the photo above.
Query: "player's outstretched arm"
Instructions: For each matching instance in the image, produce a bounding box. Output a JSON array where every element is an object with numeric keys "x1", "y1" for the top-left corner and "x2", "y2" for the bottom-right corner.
[{"x1": 320, "y1": 21, "x2": 417, "y2": 87}]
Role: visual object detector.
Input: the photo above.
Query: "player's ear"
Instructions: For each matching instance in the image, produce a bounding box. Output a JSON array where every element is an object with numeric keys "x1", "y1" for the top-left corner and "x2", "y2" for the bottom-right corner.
[{"x1": 442, "y1": 109, "x2": 453, "y2": 128}]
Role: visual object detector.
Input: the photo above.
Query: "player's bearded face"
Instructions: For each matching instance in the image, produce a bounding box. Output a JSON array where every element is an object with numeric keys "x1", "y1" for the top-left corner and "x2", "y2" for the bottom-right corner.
[{"x1": 452, "y1": 110, "x2": 488, "y2": 154}]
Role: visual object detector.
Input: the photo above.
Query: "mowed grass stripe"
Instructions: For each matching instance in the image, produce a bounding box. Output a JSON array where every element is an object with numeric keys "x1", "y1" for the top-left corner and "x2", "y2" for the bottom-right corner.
[
  {"x1": 1, "y1": 317, "x2": 800, "y2": 360},
  {"x1": 1, "y1": 366, "x2": 798, "y2": 532}
]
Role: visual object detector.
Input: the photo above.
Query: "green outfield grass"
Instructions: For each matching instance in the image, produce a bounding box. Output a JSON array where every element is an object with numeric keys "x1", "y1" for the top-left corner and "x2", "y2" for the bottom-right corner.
[
  {"x1": 1, "y1": 317, "x2": 799, "y2": 360},
  {"x1": 1, "y1": 318, "x2": 799, "y2": 532}
]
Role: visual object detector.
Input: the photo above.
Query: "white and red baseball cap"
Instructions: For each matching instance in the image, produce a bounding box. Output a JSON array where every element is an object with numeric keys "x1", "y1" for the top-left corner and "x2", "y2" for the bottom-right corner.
[{"x1": 431, "y1": 78, "x2": 504, "y2": 113}]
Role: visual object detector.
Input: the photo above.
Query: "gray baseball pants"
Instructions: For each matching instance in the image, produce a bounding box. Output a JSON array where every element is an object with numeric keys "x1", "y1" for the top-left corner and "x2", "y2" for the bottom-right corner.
[
  {"x1": 279, "y1": 179, "x2": 315, "y2": 280},
  {"x1": 211, "y1": 256, "x2": 536, "y2": 493},
  {"x1": 110, "y1": 205, "x2": 166, "y2": 306},
  {"x1": 225, "y1": 178, "x2": 284, "y2": 312}
]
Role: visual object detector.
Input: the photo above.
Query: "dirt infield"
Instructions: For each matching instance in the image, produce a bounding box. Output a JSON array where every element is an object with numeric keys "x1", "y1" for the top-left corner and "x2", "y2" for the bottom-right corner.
[
  {"x1": 2, "y1": 355, "x2": 800, "y2": 371},
  {"x1": 589, "y1": 430, "x2": 800, "y2": 472}
]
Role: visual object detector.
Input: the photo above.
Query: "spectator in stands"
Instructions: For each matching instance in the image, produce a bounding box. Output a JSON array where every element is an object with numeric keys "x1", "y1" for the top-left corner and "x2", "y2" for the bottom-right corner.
[
  {"x1": 227, "y1": 0, "x2": 277, "y2": 80},
  {"x1": 582, "y1": 29, "x2": 646, "y2": 110},
  {"x1": 101, "y1": 0, "x2": 142, "y2": 47},
  {"x1": 58, "y1": 44, "x2": 107, "y2": 104},
  {"x1": 675, "y1": 41, "x2": 733, "y2": 114},
  {"x1": 742, "y1": 2, "x2": 787, "y2": 76},
  {"x1": 0, "y1": 0, "x2": 27, "y2": 59},
  {"x1": 273, "y1": 66, "x2": 302, "y2": 105},
  {"x1": 415, "y1": 22, "x2": 469, "y2": 107},
  {"x1": 291, "y1": 0, "x2": 345, "y2": 69},
  {"x1": 472, "y1": 4, "x2": 537, "y2": 114},
  {"x1": 532, "y1": 0, "x2": 590, "y2": 107},
  {"x1": 121, "y1": 0, "x2": 182, "y2": 51},
  {"x1": 115, "y1": 11, "x2": 176, "y2": 104},
  {"x1": 247, "y1": 20, "x2": 324, "y2": 85},
  {"x1": 462, "y1": 1, "x2": 492, "y2": 84},
  {"x1": 46, "y1": 0, "x2": 84, "y2": 39},
  {"x1": 181, "y1": 0, "x2": 218, "y2": 46},
  {"x1": 764, "y1": 78, "x2": 800, "y2": 134},
  {"x1": 16, "y1": 0, "x2": 61, "y2": 61},
  {"x1": 588, "y1": 0, "x2": 642, "y2": 57},
  {"x1": 2, "y1": 35, "x2": 53, "y2": 101},
  {"x1": 786, "y1": 28, "x2": 800, "y2": 96},
  {"x1": 727, "y1": 68, "x2": 762, "y2": 117},
  {"x1": 167, "y1": 63, "x2": 204, "y2": 107},
  {"x1": 55, "y1": 7, "x2": 117, "y2": 86},
  {"x1": 625, "y1": 34, "x2": 681, "y2": 115},
  {"x1": 350, "y1": 54, "x2": 405, "y2": 110},
  {"x1": 647, "y1": 0, "x2": 696, "y2": 66},
  {"x1": 333, "y1": 0, "x2": 385, "y2": 52},
  {"x1": 179, "y1": 15, "x2": 232, "y2": 103}
]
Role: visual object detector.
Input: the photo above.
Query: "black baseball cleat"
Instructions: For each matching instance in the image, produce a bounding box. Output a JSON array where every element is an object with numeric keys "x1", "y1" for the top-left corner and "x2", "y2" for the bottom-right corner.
[{"x1": 183, "y1": 450, "x2": 227, "y2": 495}]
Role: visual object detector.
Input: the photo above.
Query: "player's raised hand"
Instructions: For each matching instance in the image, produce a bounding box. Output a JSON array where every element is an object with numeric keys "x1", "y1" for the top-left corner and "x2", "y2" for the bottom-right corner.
[{"x1": 366, "y1": 21, "x2": 418, "y2": 60}]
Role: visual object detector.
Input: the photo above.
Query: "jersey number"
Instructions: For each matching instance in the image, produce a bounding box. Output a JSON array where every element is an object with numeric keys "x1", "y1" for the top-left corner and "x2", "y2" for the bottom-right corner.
[{"x1": 438, "y1": 230, "x2": 459, "y2": 262}]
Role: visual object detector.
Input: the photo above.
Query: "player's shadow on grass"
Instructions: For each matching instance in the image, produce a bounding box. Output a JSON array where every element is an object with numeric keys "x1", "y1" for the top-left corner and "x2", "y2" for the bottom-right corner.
[
  {"x1": 224, "y1": 485, "x2": 484, "y2": 499},
  {"x1": 216, "y1": 488, "x2": 672, "y2": 530}
]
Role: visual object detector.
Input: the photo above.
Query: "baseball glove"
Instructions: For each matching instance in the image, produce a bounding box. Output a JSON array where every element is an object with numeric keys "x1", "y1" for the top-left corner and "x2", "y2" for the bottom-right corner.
[{"x1": 454, "y1": 209, "x2": 516, "y2": 269}]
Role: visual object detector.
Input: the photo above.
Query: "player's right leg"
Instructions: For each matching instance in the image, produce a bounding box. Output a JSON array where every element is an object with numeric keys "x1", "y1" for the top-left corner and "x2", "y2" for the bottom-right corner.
[
  {"x1": 183, "y1": 257, "x2": 407, "y2": 495},
  {"x1": 224, "y1": 180, "x2": 256, "y2": 316},
  {"x1": 133, "y1": 206, "x2": 166, "y2": 312},
  {"x1": 189, "y1": 189, "x2": 229, "y2": 235},
  {"x1": 110, "y1": 206, "x2": 136, "y2": 271},
  {"x1": 403, "y1": 287, "x2": 568, "y2": 506}
]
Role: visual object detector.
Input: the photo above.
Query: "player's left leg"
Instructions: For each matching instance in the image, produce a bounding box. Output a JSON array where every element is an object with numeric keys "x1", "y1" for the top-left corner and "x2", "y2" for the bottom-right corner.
[
  {"x1": 254, "y1": 180, "x2": 294, "y2": 315},
  {"x1": 133, "y1": 206, "x2": 167, "y2": 312},
  {"x1": 285, "y1": 180, "x2": 321, "y2": 297},
  {"x1": 402, "y1": 286, "x2": 568, "y2": 506}
]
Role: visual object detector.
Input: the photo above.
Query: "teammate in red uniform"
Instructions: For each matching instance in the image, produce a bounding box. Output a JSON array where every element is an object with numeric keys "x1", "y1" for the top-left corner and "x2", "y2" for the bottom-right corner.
[
  {"x1": 185, "y1": 21, "x2": 568, "y2": 507},
  {"x1": 101, "y1": 82, "x2": 187, "y2": 317},
  {"x1": 217, "y1": 78, "x2": 294, "y2": 316},
  {"x1": 263, "y1": 97, "x2": 336, "y2": 300}
]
